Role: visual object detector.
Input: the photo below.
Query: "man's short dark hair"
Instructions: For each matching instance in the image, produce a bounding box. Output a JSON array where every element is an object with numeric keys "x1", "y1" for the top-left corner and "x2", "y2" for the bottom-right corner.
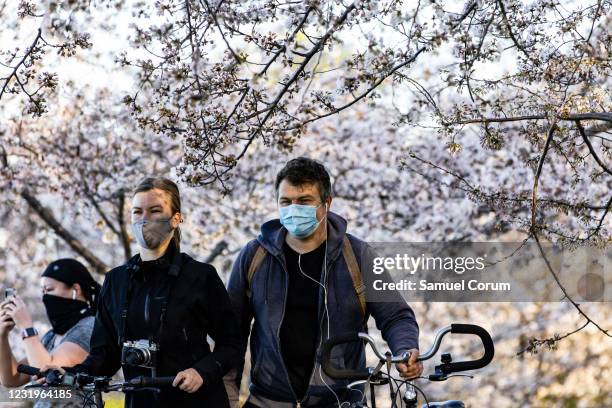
[{"x1": 275, "y1": 157, "x2": 332, "y2": 201}]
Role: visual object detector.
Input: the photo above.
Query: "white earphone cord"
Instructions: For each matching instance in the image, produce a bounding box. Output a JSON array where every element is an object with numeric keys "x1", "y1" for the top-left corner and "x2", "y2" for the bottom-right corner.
[{"x1": 296, "y1": 209, "x2": 351, "y2": 408}]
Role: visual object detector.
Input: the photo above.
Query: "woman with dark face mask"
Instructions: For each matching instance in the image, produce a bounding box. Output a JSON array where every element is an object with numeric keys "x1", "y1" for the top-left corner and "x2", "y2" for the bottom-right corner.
[{"x1": 0, "y1": 258, "x2": 100, "y2": 406}]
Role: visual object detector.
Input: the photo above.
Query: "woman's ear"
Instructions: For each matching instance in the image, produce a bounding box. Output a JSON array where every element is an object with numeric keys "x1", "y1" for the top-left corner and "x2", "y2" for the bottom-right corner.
[
  {"x1": 172, "y1": 212, "x2": 182, "y2": 228},
  {"x1": 72, "y1": 284, "x2": 84, "y2": 301}
]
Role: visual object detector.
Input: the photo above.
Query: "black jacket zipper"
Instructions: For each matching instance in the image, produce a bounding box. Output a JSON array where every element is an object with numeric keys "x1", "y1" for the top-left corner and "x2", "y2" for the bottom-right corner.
[{"x1": 273, "y1": 254, "x2": 300, "y2": 405}]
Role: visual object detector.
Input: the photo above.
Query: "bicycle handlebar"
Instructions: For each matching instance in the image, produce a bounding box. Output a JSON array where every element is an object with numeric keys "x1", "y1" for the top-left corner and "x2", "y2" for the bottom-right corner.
[
  {"x1": 17, "y1": 364, "x2": 42, "y2": 377},
  {"x1": 444, "y1": 323, "x2": 494, "y2": 372},
  {"x1": 17, "y1": 364, "x2": 175, "y2": 390},
  {"x1": 321, "y1": 323, "x2": 494, "y2": 381},
  {"x1": 320, "y1": 333, "x2": 373, "y2": 380},
  {"x1": 128, "y1": 376, "x2": 175, "y2": 388}
]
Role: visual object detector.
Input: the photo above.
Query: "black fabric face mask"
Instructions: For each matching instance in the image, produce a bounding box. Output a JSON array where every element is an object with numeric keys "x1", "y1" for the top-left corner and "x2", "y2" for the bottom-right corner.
[{"x1": 42, "y1": 294, "x2": 91, "y2": 335}]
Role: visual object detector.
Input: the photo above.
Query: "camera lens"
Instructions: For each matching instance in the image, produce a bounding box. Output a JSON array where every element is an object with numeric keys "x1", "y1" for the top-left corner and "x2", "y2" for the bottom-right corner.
[{"x1": 125, "y1": 348, "x2": 151, "y2": 366}]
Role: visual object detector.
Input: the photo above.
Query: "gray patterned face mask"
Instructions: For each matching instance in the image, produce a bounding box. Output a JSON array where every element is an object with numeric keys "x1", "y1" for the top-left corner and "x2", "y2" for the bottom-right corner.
[{"x1": 131, "y1": 218, "x2": 174, "y2": 249}]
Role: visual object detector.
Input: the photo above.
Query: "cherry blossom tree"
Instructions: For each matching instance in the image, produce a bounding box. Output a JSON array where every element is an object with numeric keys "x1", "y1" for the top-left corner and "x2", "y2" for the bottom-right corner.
[{"x1": 1, "y1": 0, "x2": 610, "y2": 406}]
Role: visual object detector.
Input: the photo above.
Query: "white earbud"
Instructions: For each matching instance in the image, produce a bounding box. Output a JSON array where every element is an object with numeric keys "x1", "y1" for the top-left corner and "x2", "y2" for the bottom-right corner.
[{"x1": 72, "y1": 289, "x2": 76, "y2": 300}]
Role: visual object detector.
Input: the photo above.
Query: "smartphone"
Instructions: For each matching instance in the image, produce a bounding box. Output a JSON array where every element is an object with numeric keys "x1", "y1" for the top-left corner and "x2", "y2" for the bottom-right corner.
[
  {"x1": 2, "y1": 288, "x2": 15, "y2": 323},
  {"x1": 4, "y1": 288, "x2": 15, "y2": 299}
]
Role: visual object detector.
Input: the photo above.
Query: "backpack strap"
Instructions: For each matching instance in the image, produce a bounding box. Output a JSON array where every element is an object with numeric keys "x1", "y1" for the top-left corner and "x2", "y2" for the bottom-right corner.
[
  {"x1": 342, "y1": 236, "x2": 367, "y2": 318},
  {"x1": 246, "y1": 238, "x2": 367, "y2": 319},
  {"x1": 246, "y1": 244, "x2": 267, "y2": 298}
]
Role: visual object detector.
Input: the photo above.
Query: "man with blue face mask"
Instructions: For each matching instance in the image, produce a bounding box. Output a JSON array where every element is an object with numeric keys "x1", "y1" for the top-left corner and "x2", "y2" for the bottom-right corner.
[{"x1": 227, "y1": 157, "x2": 421, "y2": 408}]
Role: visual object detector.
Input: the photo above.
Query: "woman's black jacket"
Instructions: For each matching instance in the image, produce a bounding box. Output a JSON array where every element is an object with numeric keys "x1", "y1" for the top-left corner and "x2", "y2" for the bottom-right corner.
[{"x1": 75, "y1": 246, "x2": 240, "y2": 408}]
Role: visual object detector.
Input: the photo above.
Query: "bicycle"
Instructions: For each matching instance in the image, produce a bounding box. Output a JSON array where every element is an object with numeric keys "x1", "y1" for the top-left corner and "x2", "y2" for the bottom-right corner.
[
  {"x1": 321, "y1": 323, "x2": 495, "y2": 408},
  {"x1": 17, "y1": 364, "x2": 175, "y2": 408}
]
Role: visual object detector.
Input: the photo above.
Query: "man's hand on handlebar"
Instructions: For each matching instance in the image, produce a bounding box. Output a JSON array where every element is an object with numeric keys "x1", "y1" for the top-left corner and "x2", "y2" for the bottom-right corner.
[{"x1": 396, "y1": 348, "x2": 423, "y2": 380}]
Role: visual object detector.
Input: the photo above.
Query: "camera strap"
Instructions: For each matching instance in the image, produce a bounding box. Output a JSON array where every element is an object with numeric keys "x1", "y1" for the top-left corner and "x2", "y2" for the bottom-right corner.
[
  {"x1": 118, "y1": 255, "x2": 139, "y2": 347},
  {"x1": 118, "y1": 248, "x2": 184, "y2": 348},
  {"x1": 155, "y1": 248, "x2": 183, "y2": 350}
]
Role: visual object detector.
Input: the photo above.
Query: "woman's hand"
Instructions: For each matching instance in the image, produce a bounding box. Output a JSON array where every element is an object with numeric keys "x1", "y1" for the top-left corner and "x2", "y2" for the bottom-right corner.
[
  {"x1": 36, "y1": 365, "x2": 65, "y2": 385},
  {"x1": 172, "y1": 368, "x2": 203, "y2": 393},
  {"x1": 0, "y1": 299, "x2": 16, "y2": 336},
  {"x1": 3, "y1": 295, "x2": 34, "y2": 331}
]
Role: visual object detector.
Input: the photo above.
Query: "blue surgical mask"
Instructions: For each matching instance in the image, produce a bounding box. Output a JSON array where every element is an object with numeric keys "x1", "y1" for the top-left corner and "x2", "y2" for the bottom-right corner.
[{"x1": 279, "y1": 203, "x2": 325, "y2": 238}]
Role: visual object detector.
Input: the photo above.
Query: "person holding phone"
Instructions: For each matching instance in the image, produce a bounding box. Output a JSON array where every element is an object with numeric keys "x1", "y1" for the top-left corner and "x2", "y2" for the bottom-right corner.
[{"x1": 0, "y1": 259, "x2": 100, "y2": 407}]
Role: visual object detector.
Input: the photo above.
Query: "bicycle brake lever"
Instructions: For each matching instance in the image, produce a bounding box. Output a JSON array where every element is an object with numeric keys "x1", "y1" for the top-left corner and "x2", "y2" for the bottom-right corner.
[
  {"x1": 428, "y1": 364, "x2": 449, "y2": 381},
  {"x1": 347, "y1": 373, "x2": 388, "y2": 389},
  {"x1": 370, "y1": 361, "x2": 385, "y2": 377},
  {"x1": 446, "y1": 374, "x2": 474, "y2": 379},
  {"x1": 347, "y1": 379, "x2": 368, "y2": 389}
]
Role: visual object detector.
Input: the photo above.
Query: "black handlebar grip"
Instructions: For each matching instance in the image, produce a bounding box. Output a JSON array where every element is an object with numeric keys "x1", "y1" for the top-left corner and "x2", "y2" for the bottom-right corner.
[
  {"x1": 320, "y1": 333, "x2": 371, "y2": 380},
  {"x1": 447, "y1": 324, "x2": 495, "y2": 372},
  {"x1": 17, "y1": 364, "x2": 41, "y2": 377},
  {"x1": 130, "y1": 376, "x2": 175, "y2": 388}
]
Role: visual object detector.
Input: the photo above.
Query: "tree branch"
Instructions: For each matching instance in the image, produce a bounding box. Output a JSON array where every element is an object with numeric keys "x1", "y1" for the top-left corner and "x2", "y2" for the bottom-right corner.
[
  {"x1": 291, "y1": 47, "x2": 427, "y2": 129},
  {"x1": 497, "y1": 0, "x2": 531, "y2": 60},
  {"x1": 446, "y1": 112, "x2": 612, "y2": 126},
  {"x1": 202, "y1": 0, "x2": 241, "y2": 63},
  {"x1": 584, "y1": 121, "x2": 612, "y2": 137},
  {"x1": 116, "y1": 190, "x2": 132, "y2": 261},
  {"x1": 531, "y1": 231, "x2": 610, "y2": 337},
  {"x1": 204, "y1": 239, "x2": 228, "y2": 263},
  {"x1": 228, "y1": 2, "x2": 359, "y2": 167},
  {"x1": 20, "y1": 190, "x2": 109, "y2": 274},
  {"x1": 531, "y1": 122, "x2": 557, "y2": 227},
  {"x1": 582, "y1": 194, "x2": 612, "y2": 241},
  {"x1": 516, "y1": 320, "x2": 590, "y2": 356},
  {"x1": 528, "y1": 121, "x2": 610, "y2": 338},
  {"x1": 576, "y1": 120, "x2": 612, "y2": 176},
  {"x1": 0, "y1": 28, "x2": 42, "y2": 101}
]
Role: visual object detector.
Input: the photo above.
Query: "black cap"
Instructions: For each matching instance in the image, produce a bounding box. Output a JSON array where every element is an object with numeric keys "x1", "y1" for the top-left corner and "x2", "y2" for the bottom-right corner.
[{"x1": 42, "y1": 259, "x2": 100, "y2": 309}]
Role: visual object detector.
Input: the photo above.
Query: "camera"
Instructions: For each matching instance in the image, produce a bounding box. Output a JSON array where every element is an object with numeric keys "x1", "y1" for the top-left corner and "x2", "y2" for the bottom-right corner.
[{"x1": 121, "y1": 339, "x2": 158, "y2": 369}]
